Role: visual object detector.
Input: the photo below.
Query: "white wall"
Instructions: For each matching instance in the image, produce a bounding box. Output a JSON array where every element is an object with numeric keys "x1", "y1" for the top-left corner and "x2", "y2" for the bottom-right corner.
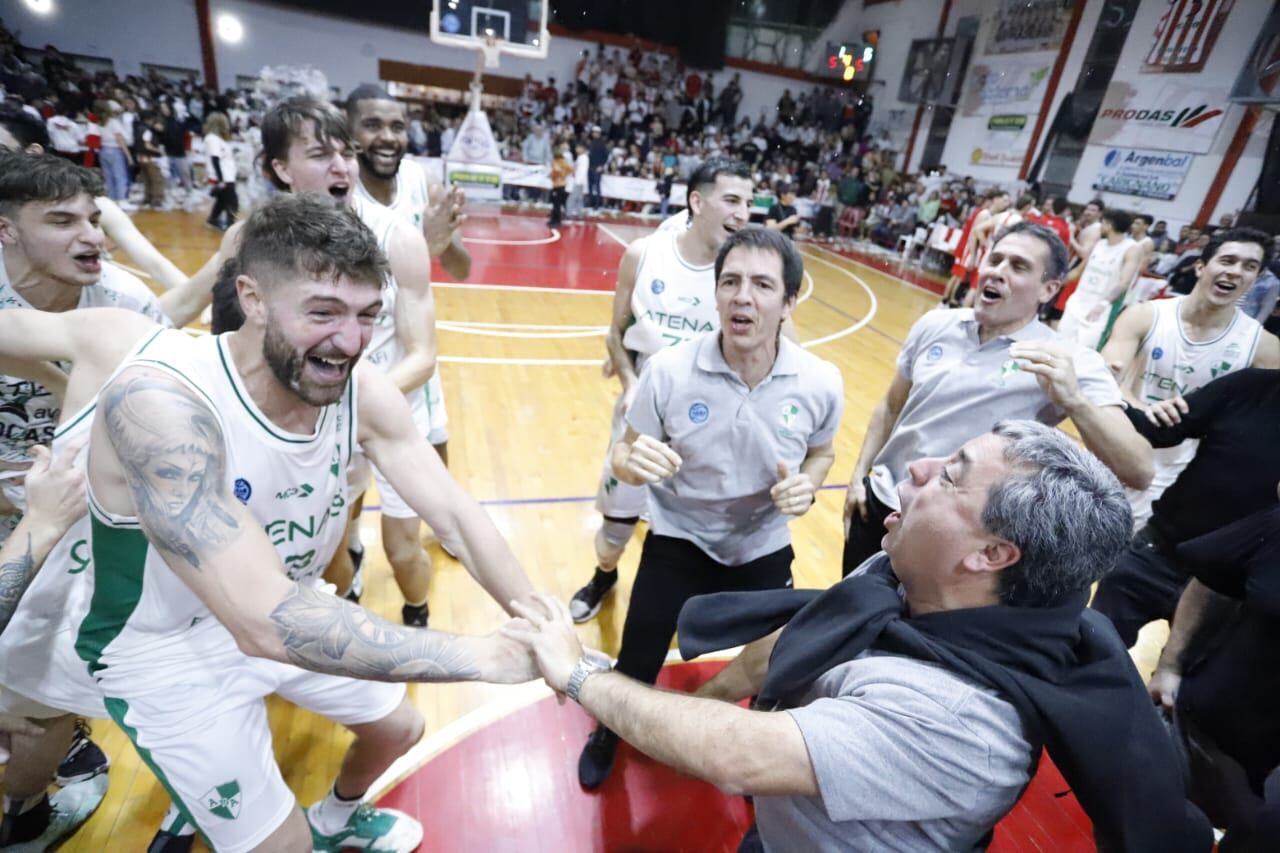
[{"x1": 4, "y1": 0, "x2": 201, "y2": 74}]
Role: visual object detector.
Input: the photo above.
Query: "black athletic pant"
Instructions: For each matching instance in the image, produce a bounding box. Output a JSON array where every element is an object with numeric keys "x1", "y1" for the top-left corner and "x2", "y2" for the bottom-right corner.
[
  {"x1": 1090, "y1": 525, "x2": 1189, "y2": 648},
  {"x1": 840, "y1": 476, "x2": 894, "y2": 577},
  {"x1": 207, "y1": 183, "x2": 239, "y2": 228},
  {"x1": 614, "y1": 533, "x2": 794, "y2": 688},
  {"x1": 548, "y1": 186, "x2": 566, "y2": 226}
]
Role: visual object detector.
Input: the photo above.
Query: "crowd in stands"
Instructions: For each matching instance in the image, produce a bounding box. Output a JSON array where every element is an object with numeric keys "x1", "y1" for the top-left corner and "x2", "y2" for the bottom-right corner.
[{"x1": 3, "y1": 17, "x2": 1273, "y2": 328}]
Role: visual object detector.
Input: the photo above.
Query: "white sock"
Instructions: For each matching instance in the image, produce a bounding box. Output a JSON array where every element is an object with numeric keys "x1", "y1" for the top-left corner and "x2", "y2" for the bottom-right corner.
[{"x1": 309, "y1": 786, "x2": 363, "y2": 834}]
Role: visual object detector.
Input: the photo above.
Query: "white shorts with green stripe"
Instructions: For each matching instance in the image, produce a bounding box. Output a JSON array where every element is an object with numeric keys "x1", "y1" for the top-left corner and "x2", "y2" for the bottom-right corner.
[{"x1": 101, "y1": 624, "x2": 404, "y2": 852}]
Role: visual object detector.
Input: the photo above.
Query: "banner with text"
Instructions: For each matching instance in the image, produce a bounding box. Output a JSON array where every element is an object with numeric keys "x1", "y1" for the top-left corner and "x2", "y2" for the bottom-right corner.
[
  {"x1": 954, "y1": 51, "x2": 1055, "y2": 169},
  {"x1": 1087, "y1": 80, "x2": 1228, "y2": 154},
  {"x1": 1091, "y1": 147, "x2": 1194, "y2": 200}
]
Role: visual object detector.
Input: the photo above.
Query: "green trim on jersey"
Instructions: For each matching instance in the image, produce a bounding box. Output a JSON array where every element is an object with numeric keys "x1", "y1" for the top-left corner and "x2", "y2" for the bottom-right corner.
[
  {"x1": 55, "y1": 327, "x2": 166, "y2": 440},
  {"x1": 76, "y1": 512, "x2": 149, "y2": 675},
  {"x1": 105, "y1": 696, "x2": 209, "y2": 846},
  {"x1": 216, "y1": 336, "x2": 330, "y2": 444}
]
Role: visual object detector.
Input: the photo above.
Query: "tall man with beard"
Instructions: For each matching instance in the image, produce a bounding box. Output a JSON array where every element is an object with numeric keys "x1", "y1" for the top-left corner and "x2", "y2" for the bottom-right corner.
[
  {"x1": 567, "y1": 158, "x2": 755, "y2": 624},
  {"x1": 178, "y1": 98, "x2": 441, "y2": 627},
  {"x1": 0, "y1": 195, "x2": 543, "y2": 853}
]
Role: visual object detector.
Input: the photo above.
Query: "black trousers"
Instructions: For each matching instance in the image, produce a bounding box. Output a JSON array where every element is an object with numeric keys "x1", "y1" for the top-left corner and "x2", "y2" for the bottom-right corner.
[
  {"x1": 840, "y1": 476, "x2": 894, "y2": 577},
  {"x1": 207, "y1": 183, "x2": 239, "y2": 227},
  {"x1": 614, "y1": 533, "x2": 793, "y2": 688},
  {"x1": 548, "y1": 186, "x2": 566, "y2": 226},
  {"x1": 1091, "y1": 525, "x2": 1189, "y2": 648}
]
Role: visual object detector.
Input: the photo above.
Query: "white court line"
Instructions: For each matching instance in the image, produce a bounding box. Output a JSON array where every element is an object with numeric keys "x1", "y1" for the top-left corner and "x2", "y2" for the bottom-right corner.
[
  {"x1": 798, "y1": 248, "x2": 878, "y2": 348},
  {"x1": 797, "y1": 269, "x2": 814, "y2": 306},
  {"x1": 432, "y1": 281, "x2": 611, "y2": 296},
  {"x1": 806, "y1": 242, "x2": 940, "y2": 298},
  {"x1": 462, "y1": 228, "x2": 560, "y2": 246},
  {"x1": 597, "y1": 223, "x2": 631, "y2": 248}
]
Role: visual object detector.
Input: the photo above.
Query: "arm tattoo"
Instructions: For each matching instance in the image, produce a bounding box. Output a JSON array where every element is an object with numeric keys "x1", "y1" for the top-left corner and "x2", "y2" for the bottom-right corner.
[
  {"x1": 101, "y1": 374, "x2": 240, "y2": 569},
  {"x1": 269, "y1": 584, "x2": 480, "y2": 682},
  {"x1": 0, "y1": 533, "x2": 37, "y2": 634}
]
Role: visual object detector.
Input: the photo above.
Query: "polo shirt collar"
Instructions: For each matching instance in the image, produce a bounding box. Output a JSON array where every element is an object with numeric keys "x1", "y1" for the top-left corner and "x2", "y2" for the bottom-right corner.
[
  {"x1": 696, "y1": 332, "x2": 800, "y2": 382},
  {"x1": 959, "y1": 309, "x2": 1051, "y2": 344}
]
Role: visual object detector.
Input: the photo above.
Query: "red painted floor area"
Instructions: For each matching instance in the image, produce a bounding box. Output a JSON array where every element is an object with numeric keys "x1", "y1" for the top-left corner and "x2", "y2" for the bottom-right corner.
[
  {"x1": 377, "y1": 661, "x2": 1094, "y2": 852},
  {"x1": 443, "y1": 216, "x2": 625, "y2": 292}
]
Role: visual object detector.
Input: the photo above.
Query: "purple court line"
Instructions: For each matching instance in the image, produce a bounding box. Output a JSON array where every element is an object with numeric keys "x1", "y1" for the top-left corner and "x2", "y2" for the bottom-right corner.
[{"x1": 361, "y1": 484, "x2": 848, "y2": 513}]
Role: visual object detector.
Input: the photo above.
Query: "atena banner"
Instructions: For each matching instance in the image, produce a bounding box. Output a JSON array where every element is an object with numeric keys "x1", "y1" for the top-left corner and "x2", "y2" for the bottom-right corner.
[
  {"x1": 1087, "y1": 80, "x2": 1227, "y2": 154},
  {"x1": 1091, "y1": 147, "x2": 1194, "y2": 200}
]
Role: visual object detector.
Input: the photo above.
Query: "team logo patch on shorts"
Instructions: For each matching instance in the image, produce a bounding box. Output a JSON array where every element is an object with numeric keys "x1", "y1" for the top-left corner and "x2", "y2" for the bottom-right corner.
[
  {"x1": 651, "y1": 278, "x2": 665, "y2": 294},
  {"x1": 202, "y1": 780, "x2": 242, "y2": 820},
  {"x1": 233, "y1": 478, "x2": 252, "y2": 504},
  {"x1": 688, "y1": 402, "x2": 709, "y2": 424}
]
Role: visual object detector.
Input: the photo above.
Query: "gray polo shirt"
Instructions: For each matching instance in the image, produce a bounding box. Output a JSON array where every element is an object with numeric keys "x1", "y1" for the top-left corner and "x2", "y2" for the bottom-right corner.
[
  {"x1": 868, "y1": 309, "x2": 1123, "y2": 509},
  {"x1": 627, "y1": 332, "x2": 844, "y2": 565}
]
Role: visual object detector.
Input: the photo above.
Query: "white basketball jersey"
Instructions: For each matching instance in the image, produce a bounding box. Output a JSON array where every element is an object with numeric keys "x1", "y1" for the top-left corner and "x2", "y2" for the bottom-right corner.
[
  {"x1": 0, "y1": 328, "x2": 168, "y2": 717},
  {"x1": 356, "y1": 158, "x2": 431, "y2": 231},
  {"x1": 622, "y1": 230, "x2": 719, "y2": 362},
  {"x1": 351, "y1": 195, "x2": 406, "y2": 373},
  {"x1": 1126, "y1": 296, "x2": 1261, "y2": 524},
  {"x1": 76, "y1": 330, "x2": 356, "y2": 690},
  {"x1": 1077, "y1": 237, "x2": 1135, "y2": 301}
]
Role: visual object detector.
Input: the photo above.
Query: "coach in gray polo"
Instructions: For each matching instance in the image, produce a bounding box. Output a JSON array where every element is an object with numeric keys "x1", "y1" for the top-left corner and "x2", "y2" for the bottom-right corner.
[
  {"x1": 842, "y1": 220, "x2": 1154, "y2": 574},
  {"x1": 574, "y1": 227, "x2": 844, "y2": 789}
]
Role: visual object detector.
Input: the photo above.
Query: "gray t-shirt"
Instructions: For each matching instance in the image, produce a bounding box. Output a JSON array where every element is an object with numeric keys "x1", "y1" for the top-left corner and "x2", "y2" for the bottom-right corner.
[
  {"x1": 869, "y1": 309, "x2": 1122, "y2": 508},
  {"x1": 755, "y1": 651, "x2": 1036, "y2": 852},
  {"x1": 627, "y1": 333, "x2": 843, "y2": 565}
]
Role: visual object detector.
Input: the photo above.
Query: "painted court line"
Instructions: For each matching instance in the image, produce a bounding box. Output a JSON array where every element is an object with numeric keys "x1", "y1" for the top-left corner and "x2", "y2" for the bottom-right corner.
[
  {"x1": 596, "y1": 223, "x2": 632, "y2": 248},
  {"x1": 462, "y1": 228, "x2": 561, "y2": 246}
]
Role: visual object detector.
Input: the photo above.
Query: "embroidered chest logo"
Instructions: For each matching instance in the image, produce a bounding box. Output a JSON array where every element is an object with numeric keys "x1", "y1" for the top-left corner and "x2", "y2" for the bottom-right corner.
[
  {"x1": 925, "y1": 344, "x2": 944, "y2": 362},
  {"x1": 992, "y1": 359, "x2": 1022, "y2": 387},
  {"x1": 651, "y1": 278, "x2": 666, "y2": 294},
  {"x1": 688, "y1": 402, "x2": 709, "y2": 424},
  {"x1": 233, "y1": 478, "x2": 252, "y2": 503}
]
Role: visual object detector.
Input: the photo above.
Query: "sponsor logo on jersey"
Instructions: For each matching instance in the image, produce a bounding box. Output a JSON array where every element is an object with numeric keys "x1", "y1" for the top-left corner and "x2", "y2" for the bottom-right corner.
[
  {"x1": 926, "y1": 344, "x2": 944, "y2": 362},
  {"x1": 202, "y1": 780, "x2": 242, "y2": 820},
  {"x1": 651, "y1": 278, "x2": 666, "y2": 294},
  {"x1": 1151, "y1": 346, "x2": 1164, "y2": 361},
  {"x1": 275, "y1": 483, "x2": 315, "y2": 501},
  {"x1": 233, "y1": 478, "x2": 252, "y2": 503},
  {"x1": 688, "y1": 402, "x2": 709, "y2": 424}
]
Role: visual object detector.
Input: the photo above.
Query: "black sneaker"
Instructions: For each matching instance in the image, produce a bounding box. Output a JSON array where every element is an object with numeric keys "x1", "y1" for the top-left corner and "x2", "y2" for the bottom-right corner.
[
  {"x1": 569, "y1": 568, "x2": 617, "y2": 624},
  {"x1": 147, "y1": 829, "x2": 196, "y2": 853},
  {"x1": 344, "y1": 546, "x2": 365, "y2": 604},
  {"x1": 402, "y1": 601, "x2": 429, "y2": 628},
  {"x1": 54, "y1": 718, "x2": 110, "y2": 786},
  {"x1": 578, "y1": 725, "x2": 619, "y2": 789}
]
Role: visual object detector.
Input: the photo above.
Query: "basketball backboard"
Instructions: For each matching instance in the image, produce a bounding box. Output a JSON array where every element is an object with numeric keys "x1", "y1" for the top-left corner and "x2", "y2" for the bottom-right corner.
[{"x1": 430, "y1": 0, "x2": 549, "y2": 60}]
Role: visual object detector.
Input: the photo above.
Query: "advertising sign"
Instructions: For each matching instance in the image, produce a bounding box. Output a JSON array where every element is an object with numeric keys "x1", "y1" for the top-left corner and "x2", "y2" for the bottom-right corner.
[
  {"x1": 1088, "y1": 80, "x2": 1227, "y2": 154},
  {"x1": 1091, "y1": 147, "x2": 1194, "y2": 200},
  {"x1": 958, "y1": 52, "x2": 1054, "y2": 168}
]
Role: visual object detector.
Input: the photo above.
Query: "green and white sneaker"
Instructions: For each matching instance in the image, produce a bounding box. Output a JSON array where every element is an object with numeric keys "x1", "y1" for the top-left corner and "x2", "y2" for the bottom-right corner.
[
  {"x1": 1, "y1": 773, "x2": 109, "y2": 853},
  {"x1": 307, "y1": 802, "x2": 423, "y2": 853}
]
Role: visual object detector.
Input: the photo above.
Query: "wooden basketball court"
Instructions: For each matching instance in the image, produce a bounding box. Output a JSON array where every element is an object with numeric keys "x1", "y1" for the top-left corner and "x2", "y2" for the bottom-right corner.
[{"x1": 30, "y1": 208, "x2": 1161, "y2": 851}]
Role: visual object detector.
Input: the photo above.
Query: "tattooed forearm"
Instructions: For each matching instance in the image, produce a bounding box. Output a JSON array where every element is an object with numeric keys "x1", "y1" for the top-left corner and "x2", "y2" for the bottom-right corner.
[
  {"x1": 101, "y1": 373, "x2": 240, "y2": 569},
  {"x1": 268, "y1": 584, "x2": 482, "y2": 682},
  {"x1": 0, "y1": 533, "x2": 37, "y2": 633}
]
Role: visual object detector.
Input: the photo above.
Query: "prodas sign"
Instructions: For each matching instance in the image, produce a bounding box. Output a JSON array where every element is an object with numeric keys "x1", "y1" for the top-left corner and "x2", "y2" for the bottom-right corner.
[{"x1": 1087, "y1": 80, "x2": 1226, "y2": 154}]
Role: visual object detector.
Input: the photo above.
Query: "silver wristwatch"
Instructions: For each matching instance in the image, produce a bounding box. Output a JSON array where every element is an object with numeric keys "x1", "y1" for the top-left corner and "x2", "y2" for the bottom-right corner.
[{"x1": 566, "y1": 650, "x2": 612, "y2": 703}]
